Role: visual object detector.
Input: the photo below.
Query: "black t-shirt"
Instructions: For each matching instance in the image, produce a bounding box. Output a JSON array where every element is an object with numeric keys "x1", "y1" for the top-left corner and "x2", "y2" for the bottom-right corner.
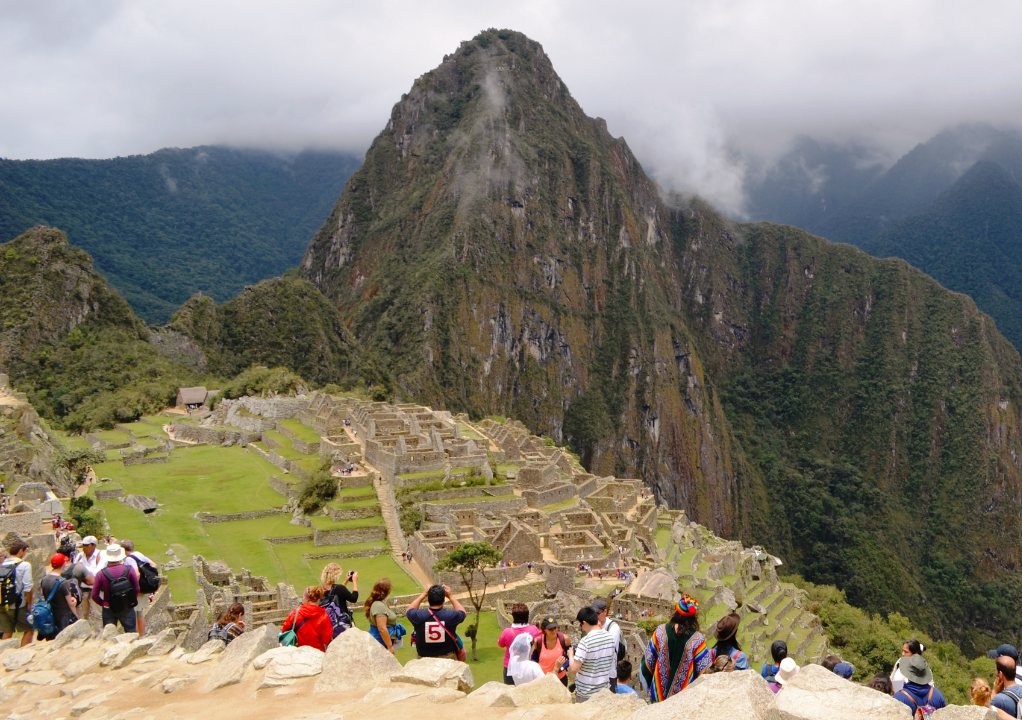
[
  {"x1": 324, "y1": 583, "x2": 358, "y2": 616},
  {"x1": 39, "y1": 574, "x2": 76, "y2": 632},
  {"x1": 406, "y1": 606, "x2": 466, "y2": 657}
]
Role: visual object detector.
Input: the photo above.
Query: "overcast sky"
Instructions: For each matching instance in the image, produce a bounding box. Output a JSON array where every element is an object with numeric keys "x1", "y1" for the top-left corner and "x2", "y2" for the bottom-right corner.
[{"x1": 3, "y1": 0, "x2": 1021, "y2": 214}]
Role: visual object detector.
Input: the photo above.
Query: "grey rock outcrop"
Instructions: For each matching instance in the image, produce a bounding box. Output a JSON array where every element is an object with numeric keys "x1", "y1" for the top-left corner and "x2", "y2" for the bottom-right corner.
[
  {"x1": 390, "y1": 657, "x2": 474, "y2": 693},
  {"x1": 205, "y1": 624, "x2": 280, "y2": 691},
  {"x1": 932, "y1": 707, "x2": 999, "y2": 719},
  {"x1": 774, "y1": 664, "x2": 907, "y2": 719},
  {"x1": 632, "y1": 670, "x2": 775, "y2": 720},
  {"x1": 53, "y1": 619, "x2": 96, "y2": 649},
  {"x1": 259, "y1": 645, "x2": 324, "y2": 687},
  {"x1": 121, "y1": 494, "x2": 159, "y2": 512},
  {"x1": 315, "y1": 627, "x2": 401, "y2": 693}
]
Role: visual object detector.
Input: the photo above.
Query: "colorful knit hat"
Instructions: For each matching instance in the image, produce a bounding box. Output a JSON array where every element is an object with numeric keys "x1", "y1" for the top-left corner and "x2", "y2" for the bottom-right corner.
[{"x1": 675, "y1": 593, "x2": 699, "y2": 617}]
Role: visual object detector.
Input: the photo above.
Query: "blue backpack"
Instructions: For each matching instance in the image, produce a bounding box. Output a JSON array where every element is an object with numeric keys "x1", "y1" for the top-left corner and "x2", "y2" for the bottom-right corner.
[{"x1": 30, "y1": 578, "x2": 64, "y2": 638}]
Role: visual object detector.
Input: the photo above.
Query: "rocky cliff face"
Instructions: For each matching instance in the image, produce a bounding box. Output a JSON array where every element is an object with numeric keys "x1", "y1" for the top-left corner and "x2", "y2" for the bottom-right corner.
[{"x1": 301, "y1": 30, "x2": 1022, "y2": 648}]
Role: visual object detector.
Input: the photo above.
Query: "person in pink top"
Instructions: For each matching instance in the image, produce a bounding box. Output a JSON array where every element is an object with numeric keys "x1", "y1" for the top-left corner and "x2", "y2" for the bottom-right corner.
[{"x1": 498, "y1": 603, "x2": 540, "y2": 684}]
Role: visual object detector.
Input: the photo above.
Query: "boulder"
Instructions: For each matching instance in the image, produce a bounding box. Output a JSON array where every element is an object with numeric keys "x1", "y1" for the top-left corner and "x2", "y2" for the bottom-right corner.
[
  {"x1": 461, "y1": 681, "x2": 517, "y2": 708},
  {"x1": 570, "y1": 686, "x2": 645, "y2": 719},
  {"x1": 259, "y1": 645, "x2": 325, "y2": 688},
  {"x1": 13, "y1": 670, "x2": 63, "y2": 686},
  {"x1": 100, "y1": 624, "x2": 123, "y2": 641},
  {"x1": 632, "y1": 668, "x2": 775, "y2": 720},
  {"x1": 120, "y1": 494, "x2": 159, "y2": 512},
  {"x1": 185, "y1": 638, "x2": 226, "y2": 664},
  {"x1": 362, "y1": 684, "x2": 466, "y2": 705},
  {"x1": 390, "y1": 656, "x2": 474, "y2": 693},
  {"x1": 62, "y1": 647, "x2": 105, "y2": 680},
  {"x1": 204, "y1": 624, "x2": 280, "y2": 691},
  {"x1": 145, "y1": 628, "x2": 178, "y2": 656},
  {"x1": 101, "y1": 637, "x2": 155, "y2": 668},
  {"x1": 161, "y1": 677, "x2": 193, "y2": 694},
  {"x1": 1, "y1": 648, "x2": 36, "y2": 671},
  {"x1": 70, "y1": 689, "x2": 115, "y2": 717},
  {"x1": 507, "y1": 672, "x2": 573, "y2": 706},
  {"x1": 932, "y1": 707, "x2": 999, "y2": 719},
  {"x1": 315, "y1": 627, "x2": 402, "y2": 693},
  {"x1": 774, "y1": 664, "x2": 907, "y2": 720},
  {"x1": 52, "y1": 618, "x2": 96, "y2": 649}
]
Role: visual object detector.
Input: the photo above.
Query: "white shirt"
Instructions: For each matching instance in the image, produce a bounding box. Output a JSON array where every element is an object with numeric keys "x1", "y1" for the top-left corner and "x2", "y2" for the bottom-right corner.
[
  {"x1": 124, "y1": 550, "x2": 154, "y2": 572},
  {"x1": 603, "y1": 618, "x2": 623, "y2": 681},
  {"x1": 73, "y1": 548, "x2": 105, "y2": 578}
]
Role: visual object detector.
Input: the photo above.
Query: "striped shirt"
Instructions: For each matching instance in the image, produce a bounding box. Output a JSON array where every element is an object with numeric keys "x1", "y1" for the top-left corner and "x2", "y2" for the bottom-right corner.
[{"x1": 574, "y1": 628, "x2": 616, "y2": 701}]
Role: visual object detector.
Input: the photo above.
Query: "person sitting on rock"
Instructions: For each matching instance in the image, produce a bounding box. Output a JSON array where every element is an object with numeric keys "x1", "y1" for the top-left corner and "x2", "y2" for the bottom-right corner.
[
  {"x1": 208, "y1": 602, "x2": 246, "y2": 644},
  {"x1": 498, "y1": 602, "x2": 540, "y2": 684},
  {"x1": 710, "y1": 611, "x2": 749, "y2": 670},
  {"x1": 365, "y1": 578, "x2": 402, "y2": 652},
  {"x1": 641, "y1": 594, "x2": 711, "y2": 702},
  {"x1": 282, "y1": 586, "x2": 333, "y2": 652},
  {"x1": 38, "y1": 553, "x2": 79, "y2": 639},
  {"x1": 507, "y1": 632, "x2": 544, "y2": 686},
  {"x1": 405, "y1": 584, "x2": 466, "y2": 660},
  {"x1": 893, "y1": 655, "x2": 947, "y2": 716},
  {"x1": 971, "y1": 677, "x2": 992, "y2": 706},
  {"x1": 891, "y1": 639, "x2": 926, "y2": 693},
  {"x1": 868, "y1": 673, "x2": 893, "y2": 695},
  {"x1": 761, "y1": 639, "x2": 787, "y2": 683}
]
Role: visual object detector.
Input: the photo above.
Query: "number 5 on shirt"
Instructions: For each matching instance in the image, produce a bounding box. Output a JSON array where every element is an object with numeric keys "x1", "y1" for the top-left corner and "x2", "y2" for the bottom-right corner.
[{"x1": 424, "y1": 620, "x2": 445, "y2": 643}]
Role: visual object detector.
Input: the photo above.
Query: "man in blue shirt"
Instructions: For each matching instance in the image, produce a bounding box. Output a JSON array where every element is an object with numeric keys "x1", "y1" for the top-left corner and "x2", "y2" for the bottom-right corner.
[
  {"x1": 894, "y1": 655, "x2": 947, "y2": 715},
  {"x1": 991, "y1": 656, "x2": 1021, "y2": 718}
]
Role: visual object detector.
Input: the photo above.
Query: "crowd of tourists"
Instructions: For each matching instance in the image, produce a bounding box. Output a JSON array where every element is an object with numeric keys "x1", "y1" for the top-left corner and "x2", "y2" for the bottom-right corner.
[
  {"x1": 1, "y1": 534, "x2": 159, "y2": 646},
  {"x1": 7, "y1": 536, "x2": 1022, "y2": 715}
]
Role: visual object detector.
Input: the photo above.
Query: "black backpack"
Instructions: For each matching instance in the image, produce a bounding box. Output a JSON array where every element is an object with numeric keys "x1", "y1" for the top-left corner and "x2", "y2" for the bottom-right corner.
[
  {"x1": 0, "y1": 561, "x2": 22, "y2": 609},
  {"x1": 102, "y1": 567, "x2": 137, "y2": 611},
  {"x1": 131, "y1": 555, "x2": 160, "y2": 593}
]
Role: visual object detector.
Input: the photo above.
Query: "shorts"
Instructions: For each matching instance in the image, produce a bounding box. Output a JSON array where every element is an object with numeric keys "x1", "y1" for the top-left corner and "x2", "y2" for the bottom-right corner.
[{"x1": 0, "y1": 605, "x2": 31, "y2": 634}]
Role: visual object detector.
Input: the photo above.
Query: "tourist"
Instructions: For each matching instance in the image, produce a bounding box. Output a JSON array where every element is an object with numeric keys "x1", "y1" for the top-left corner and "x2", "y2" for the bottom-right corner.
[
  {"x1": 121, "y1": 539, "x2": 157, "y2": 636},
  {"x1": 971, "y1": 677, "x2": 992, "y2": 706},
  {"x1": 405, "y1": 584, "x2": 466, "y2": 659},
  {"x1": 0, "y1": 538, "x2": 34, "y2": 646},
  {"x1": 208, "y1": 602, "x2": 246, "y2": 644},
  {"x1": 833, "y1": 660, "x2": 855, "y2": 679},
  {"x1": 762, "y1": 639, "x2": 788, "y2": 683},
  {"x1": 531, "y1": 616, "x2": 572, "y2": 686},
  {"x1": 320, "y1": 563, "x2": 358, "y2": 628},
  {"x1": 91, "y1": 543, "x2": 139, "y2": 632},
  {"x1": 987, "y1": 643, "x2": 1022, "y2": 681},
  {"x1": 497, "y1": 602, "x2": 540, "y2": 684},
  {"x1": 868, "y1": 674, "x2": 893, "y2": 695},
  {"x1": 770, "y1": 657, "x2": 800, "y2": 693},
  {"x1": 615, "y1": 660, "x2": 637, "y2": 694},
  {"x1": 893, "y1": 655, "x2": 947, "y2": 715},
  {"x1": 507, "y1": 633, "x2": 544, "y2": 685},
  {"x1": 364, "y1": 578, "x2": 399, "y2": 652},
  {"x1": 891, "y1": 638, "x2": 925, "y2": 693},
  {"x1": 641, "y1": 593, "x2": 711, "y2": 702},
  {"x1": 569, "y1": 606, "x2": 616, "y2": 702},
  {"x1": 592, "y1": 598, "x2": 623, "y2": 690},
  {"x1": 282, "y1": 586, "x2": 333, "y2": 651},
  {"x1": 72, "y1": 535, "x2": 103, "y2": 618},
  {"x1": 710, "y1": 611, "x2": 749, "y2": 670},
  {"x1": 38, "y1": 553, "x2": 78, "y2": 639},
  {"x1": 991, "y1": 655, "x2": 1022, "y2": 717}
]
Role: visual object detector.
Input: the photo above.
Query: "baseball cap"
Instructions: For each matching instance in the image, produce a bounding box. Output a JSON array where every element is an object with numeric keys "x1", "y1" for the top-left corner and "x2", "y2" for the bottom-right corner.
[
  {"x1": 591, "y1": 598, "x2": 609, "y2": 612},
  {"x1": 49, "y1": 553, "x2": 69, "y2": 569},
  {"x1": 987, "y1": 644, "x2": 1019, "y2": 661},
  {"x1": 79, "y1": 535, "x2": 97, "y2": 546},
  {"x1": 540, "y1": 616, "x2": 559, "y2": 630}
]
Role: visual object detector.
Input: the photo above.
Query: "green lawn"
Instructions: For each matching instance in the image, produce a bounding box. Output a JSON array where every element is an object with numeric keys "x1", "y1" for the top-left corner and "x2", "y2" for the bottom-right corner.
[
  {"x1": 338, "y1": 485, "x2": 376, "y2": 499},
  {"x1": 540, "y1": 498, "x2": 579, "y2": 514},
  {"x1": 278, "y1": 418, "x2": 322, "y2": 444},
  {"x1": 94, "y1": 429, "x2": 133, "y2": 446},
  {"x1": 456, "y1": 422, "x2": 485, "y2": 441},
  {"x1": 655, "y1": 526, "x2": 671, "y2": 552}
]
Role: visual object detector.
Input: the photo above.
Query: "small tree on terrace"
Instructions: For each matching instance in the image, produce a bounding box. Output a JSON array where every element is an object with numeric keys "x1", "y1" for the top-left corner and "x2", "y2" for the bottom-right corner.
[
  {"x1": 59, "y1": 448, "x2": 106, "y2": 491},
  {"x1": 434, "y1": 541, "x2": 502, "y2": 661}
]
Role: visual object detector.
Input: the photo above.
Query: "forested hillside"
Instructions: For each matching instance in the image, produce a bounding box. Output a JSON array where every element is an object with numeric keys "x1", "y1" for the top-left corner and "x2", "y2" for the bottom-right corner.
[{"x1": 0, "y1": 146, "x2": 360, "y2": 322}]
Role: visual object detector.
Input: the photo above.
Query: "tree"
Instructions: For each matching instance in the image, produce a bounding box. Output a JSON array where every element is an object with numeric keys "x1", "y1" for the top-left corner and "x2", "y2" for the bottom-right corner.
[{"x1": 434, "y1": 541, "x2": 502, "y2": 661}]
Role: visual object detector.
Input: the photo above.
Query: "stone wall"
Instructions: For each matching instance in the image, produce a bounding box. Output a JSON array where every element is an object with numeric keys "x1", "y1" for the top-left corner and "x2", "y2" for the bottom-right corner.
[
  {"x1": 196, "y1": 509, "x2": 287, "y2": 524},
  {"x1": 325, "y1": 505, "x2": 379, "y2": 521},
  {"x1": 0, "y1": 509, "x2": 44, "y2": 537},
  {"x1": 269, "y1": 475, "x2": 300, "y2": 499},
  {"x1": 312, "y1": 526, "x2": 387, "y2": 546},
  {"x1": 522, "y1": 482, "x2": 576, "y2": 508},
  {"x1": 94, "y1": 487, "x2": 125, "y2": 500},
  {"x1": 422, "y1": 496, "x2": 526, "y2": 523},
  {"x1": 123, "y1": 454, "x2": 169, "y2": 466},
  {"x1": 172, "y1": 425, "x2": 260, "y2": 446}
]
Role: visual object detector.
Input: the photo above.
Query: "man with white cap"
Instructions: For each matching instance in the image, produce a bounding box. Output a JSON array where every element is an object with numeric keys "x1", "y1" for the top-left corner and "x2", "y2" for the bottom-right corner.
[
  {"x1": 72, "y1": 535, "x2": 103, "y2": 621},
  {"x1": 91, "y1": 544, "x2": 140, "y2": 632}
]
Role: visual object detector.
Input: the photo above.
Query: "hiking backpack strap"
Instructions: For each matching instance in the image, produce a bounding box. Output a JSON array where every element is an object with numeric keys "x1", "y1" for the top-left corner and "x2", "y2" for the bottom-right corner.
[
  {"x1": 897, "y1": 689, "x2": 918, "y2": 709},
  {"x1": 44, "y1": 578, "x2": 64, "y2": 604}
]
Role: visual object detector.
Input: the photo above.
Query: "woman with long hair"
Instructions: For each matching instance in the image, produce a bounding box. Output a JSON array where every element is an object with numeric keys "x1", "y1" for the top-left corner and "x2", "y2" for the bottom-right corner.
[
  {"x1": 364, "y1": 578, "x2": 397, "y2": 653},
  {"x1": 320, "y1": 562, "x2": 358, "y2": 625},
  {"x1": 209, "y1": 602, "x2": 246, "y2": 644},
  {"x1": 710, "y1": 611, "x2": 749, "y2": 670},
  {"x1": 641, "y1": 593, "x2": 712, "y2": 702},
  {"x1": 281, "y1": 585, "x2": 333, "y2": 651}
]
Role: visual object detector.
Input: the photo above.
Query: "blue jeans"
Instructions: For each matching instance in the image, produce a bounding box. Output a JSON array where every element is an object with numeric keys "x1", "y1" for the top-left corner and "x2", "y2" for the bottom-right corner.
[{"x1": 102, "y1": 605, "x2": 137, "y2": 632}]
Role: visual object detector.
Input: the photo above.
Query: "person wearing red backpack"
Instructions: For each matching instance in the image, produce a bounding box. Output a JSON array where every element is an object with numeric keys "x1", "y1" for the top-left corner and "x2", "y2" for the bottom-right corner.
[{"x1": 894, "y1": 655, "x2": 948, "y2": 717}]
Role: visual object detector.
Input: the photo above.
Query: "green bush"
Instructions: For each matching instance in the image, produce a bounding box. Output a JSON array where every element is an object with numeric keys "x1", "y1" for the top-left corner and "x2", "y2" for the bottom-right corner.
[
  {"x1": 298, "y1": 464, "x2": 338, "y2": 514},
  {"x1": 70, "y1": 496, "x2": 105, "y2": 538},
  {"x1": 222, "y1": 365, "x2": 307, "y2": 399}
]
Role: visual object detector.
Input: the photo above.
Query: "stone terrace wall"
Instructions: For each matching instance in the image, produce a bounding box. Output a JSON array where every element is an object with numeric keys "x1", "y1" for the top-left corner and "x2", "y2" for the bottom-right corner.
[
  {"x1": 232, "y1": 396, "x2": 310, "y2": 419},
  {"x1": 196, "y1": 509, "x2": 286, "y2": 524},
  {"x1": 0, "y1": 509, "x2": 43, "y2": 537},
  {"x1": 422, "y1": 496, "x2": 526, "y2": 523},
  {"x1": 172, "y1": 425, "x2": 260, "y2": 446},
  {"x1": 313, "y1": 526, "x2": 387, "y2": 545},
  {"x1": 522, "y1": 483, "x2": 576, "y2": 508}
]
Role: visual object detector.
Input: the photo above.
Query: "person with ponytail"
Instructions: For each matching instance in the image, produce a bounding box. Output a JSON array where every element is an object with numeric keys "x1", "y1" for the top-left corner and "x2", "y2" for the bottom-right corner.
[
  {"x1": 281, "y1": 586, "x2": 333, "y2": 651},
  {"x1": 364, "y1": 578, "x2": 398, "y2": 653},
  {"x1": 891, "y1": 638, "x2": 927, "y2": 693},
  {"x1": 641, "y1": 593, "x2": 711, "y2": 702}
]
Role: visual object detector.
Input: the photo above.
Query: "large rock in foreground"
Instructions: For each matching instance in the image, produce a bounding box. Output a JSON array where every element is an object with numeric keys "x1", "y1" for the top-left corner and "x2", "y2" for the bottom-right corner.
[
  {"x1": 315, "y1": 627, "x2": 402, "y2": 693},
  {"x1": 773, "y1": 664, "x2": 907, "y2": 720},
  {"x1": 632, "y1": 670, "x2": 775, "y2": 720}
]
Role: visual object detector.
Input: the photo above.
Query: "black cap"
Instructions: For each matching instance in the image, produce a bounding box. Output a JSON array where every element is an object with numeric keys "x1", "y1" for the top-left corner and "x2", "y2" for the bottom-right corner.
[
  {"x1": 987, "y1": 643, "x2": 1019, "y2": 661},
  {"x1": 540, "y1": 616, "x2": 559, "y2": 630}
]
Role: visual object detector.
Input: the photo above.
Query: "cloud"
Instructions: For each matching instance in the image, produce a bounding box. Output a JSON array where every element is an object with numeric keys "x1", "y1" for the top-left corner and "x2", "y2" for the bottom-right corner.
[{"x1": 2, "y1": 0, "x2": 1022, "y2": 214}]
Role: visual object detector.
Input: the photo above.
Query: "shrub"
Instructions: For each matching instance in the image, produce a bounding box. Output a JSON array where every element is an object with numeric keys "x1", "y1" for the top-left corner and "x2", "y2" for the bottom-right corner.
[{"x1": 298, "y1": 464, "x2": 337, "y2": 514}]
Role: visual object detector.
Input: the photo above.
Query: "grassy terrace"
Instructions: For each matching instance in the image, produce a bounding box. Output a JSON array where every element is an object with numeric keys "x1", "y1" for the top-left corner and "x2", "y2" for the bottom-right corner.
[
  {"x1": 278, "y1": 418, "x2": 322, "y2": 444},
  {"x1": 540, "y1": 497, "x2": 579, "y2": 514}
]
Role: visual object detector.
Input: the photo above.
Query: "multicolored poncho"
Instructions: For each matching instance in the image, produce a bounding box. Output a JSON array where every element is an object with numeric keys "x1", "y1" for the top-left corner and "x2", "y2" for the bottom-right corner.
[{"x1": 642, "y1": 625, "x2": 711, "y2": 702}]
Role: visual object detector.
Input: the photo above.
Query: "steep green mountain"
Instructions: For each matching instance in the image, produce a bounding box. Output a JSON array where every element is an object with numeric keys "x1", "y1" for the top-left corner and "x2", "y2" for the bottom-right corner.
[
  {"x1": 0, "y1": 226, "x2": 201, "y2": 430},
  {"x1": 862, "y1": 161, "x2": 1022, "y2": 348},
  {"x1": 299, "y1": 30, "x2": 1022, "y2": 651},
  {"x1": 0, "y1": 146, "x2": 360, "y2": 323},
  {"x1": 167, "y1": 276, "x2": 363, "y2": 385}
]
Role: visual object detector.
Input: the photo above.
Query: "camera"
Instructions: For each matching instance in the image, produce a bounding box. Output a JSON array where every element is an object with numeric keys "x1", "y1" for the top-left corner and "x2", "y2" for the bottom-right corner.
[{"x1": 347, "y1": 570, "x2": 355, "y2": 580}]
